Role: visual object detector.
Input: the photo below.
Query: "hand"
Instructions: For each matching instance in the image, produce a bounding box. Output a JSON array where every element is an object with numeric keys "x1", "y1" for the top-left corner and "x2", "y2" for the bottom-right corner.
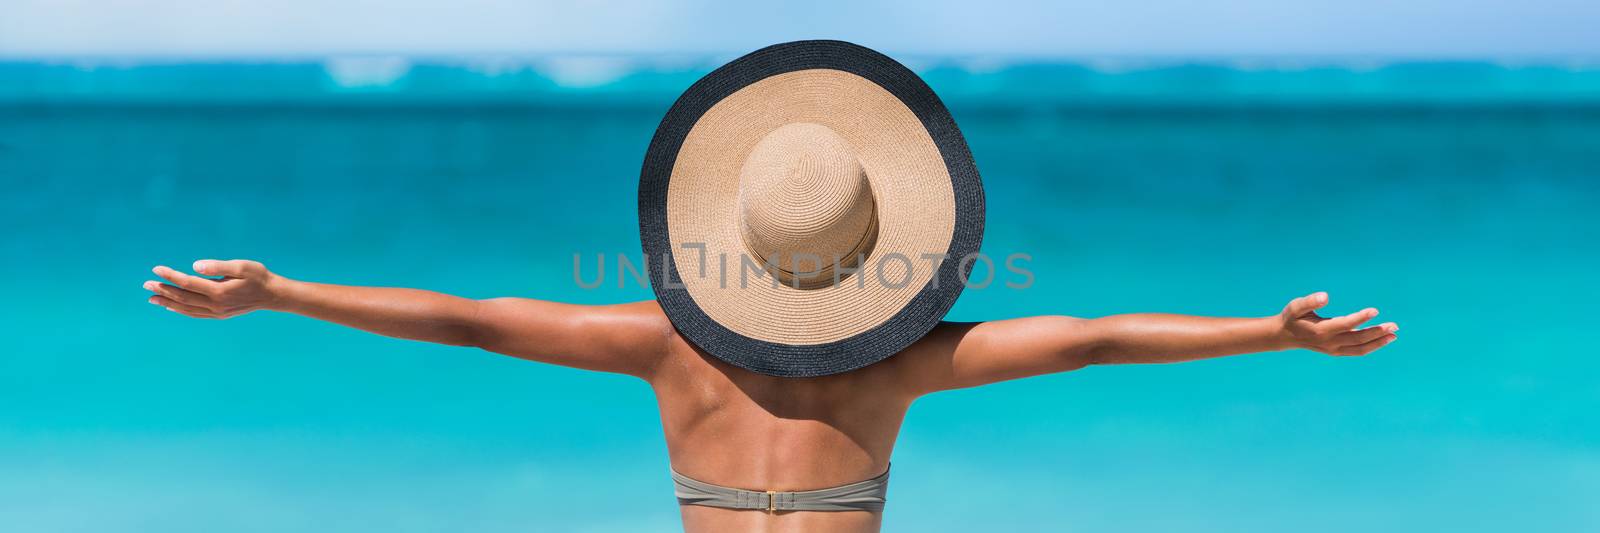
[
  {"x1": 143, "y1": 259, "x2": 284, "y2": 319},
  {"x1": 1277, "y1": 292, "x2": 1398, "y2": 356}
]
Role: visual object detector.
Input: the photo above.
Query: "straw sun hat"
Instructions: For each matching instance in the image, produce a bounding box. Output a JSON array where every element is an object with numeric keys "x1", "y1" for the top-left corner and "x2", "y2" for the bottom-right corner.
[{"x1": 639, "y1": 40, "x2": 985, "y2": 377}]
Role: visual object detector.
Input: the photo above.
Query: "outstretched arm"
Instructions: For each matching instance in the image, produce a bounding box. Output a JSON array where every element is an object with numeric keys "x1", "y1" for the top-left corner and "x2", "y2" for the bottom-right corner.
[
  {"x1": 143, "y1": 259, "x2": 672, "y2": 378},
  {"x1": 896, "y1": 292, "x2": 1398, "y2": 394}
]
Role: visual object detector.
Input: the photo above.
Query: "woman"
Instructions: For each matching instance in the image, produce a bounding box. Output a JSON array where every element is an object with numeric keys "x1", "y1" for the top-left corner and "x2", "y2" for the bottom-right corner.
[{"x1": 142, "y1": 41, "x2": 1397, "y2": 533}]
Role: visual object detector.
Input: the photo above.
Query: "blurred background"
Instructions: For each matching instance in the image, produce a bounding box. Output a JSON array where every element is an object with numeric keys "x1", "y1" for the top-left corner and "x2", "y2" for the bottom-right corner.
[{"x1": 2, "y1": 1, "x2": 1597, "y2": 532}]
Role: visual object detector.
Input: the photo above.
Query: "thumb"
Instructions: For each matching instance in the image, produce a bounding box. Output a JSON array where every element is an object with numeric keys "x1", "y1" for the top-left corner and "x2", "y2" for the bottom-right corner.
[
  {"x1": 194, "y1": 259, "x2": 265, "y2": 279},
  {"x1": 1283, "y1": 291, "x2": 1328, "y2": 318}
]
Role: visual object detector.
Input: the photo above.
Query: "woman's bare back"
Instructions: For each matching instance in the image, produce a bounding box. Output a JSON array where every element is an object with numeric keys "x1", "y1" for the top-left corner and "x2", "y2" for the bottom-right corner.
[{"x1": 653, "y1": 334, "x2": 912, "y2": 533}]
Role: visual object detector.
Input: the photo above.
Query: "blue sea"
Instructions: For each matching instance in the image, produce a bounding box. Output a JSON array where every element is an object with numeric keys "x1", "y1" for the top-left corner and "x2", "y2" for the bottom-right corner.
[{"x1": 2, "y1": 56, "x2": 1597, "y2": 532}]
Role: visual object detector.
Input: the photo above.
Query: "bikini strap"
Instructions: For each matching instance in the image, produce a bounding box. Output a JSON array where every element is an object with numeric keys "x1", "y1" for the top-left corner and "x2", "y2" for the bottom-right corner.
[{"x1": 670, "y1": 466, "x2": 890, "y2": 512}]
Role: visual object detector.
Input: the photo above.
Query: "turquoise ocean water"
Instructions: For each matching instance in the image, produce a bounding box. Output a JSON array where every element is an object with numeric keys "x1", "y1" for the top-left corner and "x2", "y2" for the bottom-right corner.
[{"x1": 2, "y1": 57, "x2": 1598, "y2": 531}]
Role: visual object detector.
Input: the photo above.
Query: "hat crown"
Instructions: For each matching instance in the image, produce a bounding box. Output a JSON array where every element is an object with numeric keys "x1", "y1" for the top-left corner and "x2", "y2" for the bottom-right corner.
[{"x1": 738, "y1": 123, "x2": 877, "y2": 286}]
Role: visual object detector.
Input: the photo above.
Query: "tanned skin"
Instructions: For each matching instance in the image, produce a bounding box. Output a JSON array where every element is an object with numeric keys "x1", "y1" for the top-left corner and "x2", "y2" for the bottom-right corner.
[{"x1": 144, "y1": 259, "x2": 1397, "y2": 533}]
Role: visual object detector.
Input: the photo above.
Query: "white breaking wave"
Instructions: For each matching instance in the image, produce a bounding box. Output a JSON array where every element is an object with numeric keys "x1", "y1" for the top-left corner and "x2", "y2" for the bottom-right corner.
[
  {"x1": 322, "y1": 56, "x2": 412, "y2": 88},
  {"x1": 535, "y1": 56, "x2": 635, "y2": 88}
]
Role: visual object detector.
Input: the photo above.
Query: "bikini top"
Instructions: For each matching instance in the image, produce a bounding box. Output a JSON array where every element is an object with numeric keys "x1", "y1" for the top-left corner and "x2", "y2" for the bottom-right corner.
[{"x1": 670, "y1": 466, "x2": 890, "y2": 513}]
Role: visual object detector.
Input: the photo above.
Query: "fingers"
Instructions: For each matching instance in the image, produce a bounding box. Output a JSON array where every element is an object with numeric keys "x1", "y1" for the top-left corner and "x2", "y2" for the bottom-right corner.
[
  {"x1": 1331, "y1": 322, "x2": 1398, "y2": 346},
  {"x1": 143, "y1": 280, "x2": 214, "y2": 308},
  {"x1": 194, "y1": 259, "x2": 264, "y2": 279},
  {"x1": 153, "y1": 265, "x2": 219, "y2": 295},
  {"x1": 1316, "y1": 307, "x2": 1379, "y2": 334},
  {"x1": 148, "y1": 295, "x2": 219, "y2": 318},
  {"x1": 1333, "y1": 333, "x2": 1396, "y2": 356},
  {"x1": 1283, "y1": 292, "x2": 1328, "y2": 318}
]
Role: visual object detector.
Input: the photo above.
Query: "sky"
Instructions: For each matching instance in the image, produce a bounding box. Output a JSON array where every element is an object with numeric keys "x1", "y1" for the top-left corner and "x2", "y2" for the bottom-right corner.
[{"x1": 2, "y1": 0, "x2": 1598, "y2": 58}]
